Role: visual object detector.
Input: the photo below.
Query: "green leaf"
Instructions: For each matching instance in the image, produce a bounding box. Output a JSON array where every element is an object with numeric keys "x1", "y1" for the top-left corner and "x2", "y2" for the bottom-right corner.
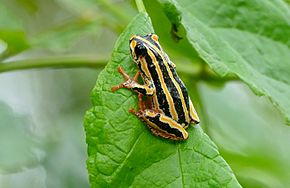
[
  {"x1": 0, "y1": 3, "x2": 29, "y2": 57},
  {"x1": 84, "y1": 12, "x2": 241, "y2": 188},
  {"x1": 157, "y1": 0, "x2": 290, "y2": 124},
  {"x1": 0, "y1": 30, "x2": 29, "y2": 56}
]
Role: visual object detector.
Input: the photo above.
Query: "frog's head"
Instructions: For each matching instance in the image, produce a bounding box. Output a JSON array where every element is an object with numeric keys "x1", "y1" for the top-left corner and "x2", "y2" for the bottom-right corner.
[{"x1": 129, "y1": 33, "x2": 161, "y2": 62}]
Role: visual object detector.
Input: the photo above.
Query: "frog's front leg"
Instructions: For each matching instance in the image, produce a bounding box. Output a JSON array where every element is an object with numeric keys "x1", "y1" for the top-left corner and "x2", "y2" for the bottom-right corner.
[
  {"x1": 133, "y1": 109, "x2": 189, "y2": 140},
  {"x1": 111, "y1": 66, "x2": 155, "y2": 96}
]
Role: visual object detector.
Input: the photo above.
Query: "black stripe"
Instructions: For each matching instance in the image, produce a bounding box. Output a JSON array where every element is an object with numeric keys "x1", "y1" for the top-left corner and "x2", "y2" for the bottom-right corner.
[
  {"x1": 146, "y1": 113, "x2": 184, "y2": 138},
  {"x1": 133, "y1": 87, "x2": 147, "y2": 95}
]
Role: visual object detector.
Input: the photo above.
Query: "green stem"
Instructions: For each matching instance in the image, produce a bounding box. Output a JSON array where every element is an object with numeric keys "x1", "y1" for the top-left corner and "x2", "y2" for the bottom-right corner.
[
  {"x1": 135, "y1": 0, "x2": 146, "y2": 13},
  {"x1": 0, "y1": 56, "x2": 239, "y2": 84},
  {"x1": 0, "y1": 56, "x2": 107, "y2": 73}
]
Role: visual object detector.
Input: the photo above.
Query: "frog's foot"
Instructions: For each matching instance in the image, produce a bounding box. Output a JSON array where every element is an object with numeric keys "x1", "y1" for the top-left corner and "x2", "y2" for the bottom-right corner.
[
  {"x1": 111, "y1": 66, "x2": 140, "y2": 92},
  {"x1": 129, "y1": 108, "x2": 136, "y2": 114},
  {"x1": 129, "y1": 93, "x2": 145, "y2": 114}
]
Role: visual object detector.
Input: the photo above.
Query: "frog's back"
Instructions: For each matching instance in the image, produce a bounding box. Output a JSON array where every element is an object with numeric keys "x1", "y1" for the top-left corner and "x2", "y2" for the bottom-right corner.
[{"x1": 144, "y1": 48, "x2": 191, "y2": 125}]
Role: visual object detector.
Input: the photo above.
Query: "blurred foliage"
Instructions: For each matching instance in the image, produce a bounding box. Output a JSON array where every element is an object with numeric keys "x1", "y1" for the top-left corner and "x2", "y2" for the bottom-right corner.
[
  {"x1": 0, "y1": 0, "x2": 289, "y2": 188},
  {"x1": 0, "y1": 0, "x2": 134, "y2": 187},
  {"x1": 198, "y1": 82, "x2": 290, "y2": 188},
  {"x1": 0, "y1": 102, "x2": 36, "y2": 173}
]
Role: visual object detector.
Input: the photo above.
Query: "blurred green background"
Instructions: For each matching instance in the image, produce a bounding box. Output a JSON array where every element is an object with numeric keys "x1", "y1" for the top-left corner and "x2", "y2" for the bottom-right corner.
[{"x1": 0, "y1": 0, "x2": 289, "y2": 188}]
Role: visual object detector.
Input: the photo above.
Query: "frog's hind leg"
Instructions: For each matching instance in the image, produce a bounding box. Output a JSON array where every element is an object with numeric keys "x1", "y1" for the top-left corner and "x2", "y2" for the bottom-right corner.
[
  {"x1": 134, "y1": 109, "x2": 188, "y2": 140},
  {"x1": 129, "y1": 93, "x2": 146, "y2": 114},
  {"x1": 148, "y1": 126, "x2": 184, "y2": 141}
]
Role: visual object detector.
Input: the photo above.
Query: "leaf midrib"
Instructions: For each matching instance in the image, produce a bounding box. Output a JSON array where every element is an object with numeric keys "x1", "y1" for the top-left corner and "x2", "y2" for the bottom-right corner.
[{"x1": 177, "y1": 145, "x2": 185, "y2": 188}]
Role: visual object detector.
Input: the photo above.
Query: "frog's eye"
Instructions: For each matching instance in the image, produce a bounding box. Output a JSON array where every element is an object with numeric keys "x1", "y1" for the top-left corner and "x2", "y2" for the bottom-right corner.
[
  {"x1": 135, "y1": 43, "x2": 147, "y2": 57},
  {"x1": 151, "y1": 34, "x2": 159, "y2": 42}
]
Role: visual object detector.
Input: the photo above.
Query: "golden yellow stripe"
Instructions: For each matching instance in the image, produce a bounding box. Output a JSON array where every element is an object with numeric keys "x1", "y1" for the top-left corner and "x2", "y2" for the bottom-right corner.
[
  {"x1": 140, "y1": 57, "x2": 151, "y2": 78},
  {"x1": 130, "y1": 40, "x2": 137, "y2": 51},
  {"x1": 152, "y1": 95, "x2": 160, "y2": 110},
  {"x1": 189, "y1": 99, "x2": 200, "y2": 122},
  {"x1": 160, "y1": 115, "x2": 188, "y2": 139},
  {"x1": 146, "y1": 111, "x2": 156, "y2": 117}
]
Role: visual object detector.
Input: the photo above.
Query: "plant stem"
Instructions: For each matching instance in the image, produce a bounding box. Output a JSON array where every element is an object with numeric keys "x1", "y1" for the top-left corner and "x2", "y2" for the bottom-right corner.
[
  {"x1": 135, "y1": 0, "x2": 146, "y2": 13},
  {"x1": 0, "y1": 56, "x2": 239, "y2": 83},
  {"x1": 0, "y1": 56, "x2": 107, "y2": 73}
]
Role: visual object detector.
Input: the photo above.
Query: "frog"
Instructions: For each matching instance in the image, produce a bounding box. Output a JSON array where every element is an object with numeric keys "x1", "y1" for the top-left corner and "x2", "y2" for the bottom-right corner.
[{"x1": 112, "y1": 33, "x2": 199, "y2": 140}]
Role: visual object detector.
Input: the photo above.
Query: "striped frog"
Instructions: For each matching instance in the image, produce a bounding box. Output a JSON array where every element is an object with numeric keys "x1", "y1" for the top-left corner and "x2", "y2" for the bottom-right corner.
[{"x1": 112, "y1": 34, "x2": 199, "y2": 140}]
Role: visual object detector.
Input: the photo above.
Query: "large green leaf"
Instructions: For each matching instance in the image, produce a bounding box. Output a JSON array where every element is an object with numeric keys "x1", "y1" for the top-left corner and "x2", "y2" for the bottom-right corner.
[
  {"x1": 84, "y1": 12, "x2": 241, "y2": 187},
  {"x1": 157, "y1": 0, "x2": 290, "y2": 123}
]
